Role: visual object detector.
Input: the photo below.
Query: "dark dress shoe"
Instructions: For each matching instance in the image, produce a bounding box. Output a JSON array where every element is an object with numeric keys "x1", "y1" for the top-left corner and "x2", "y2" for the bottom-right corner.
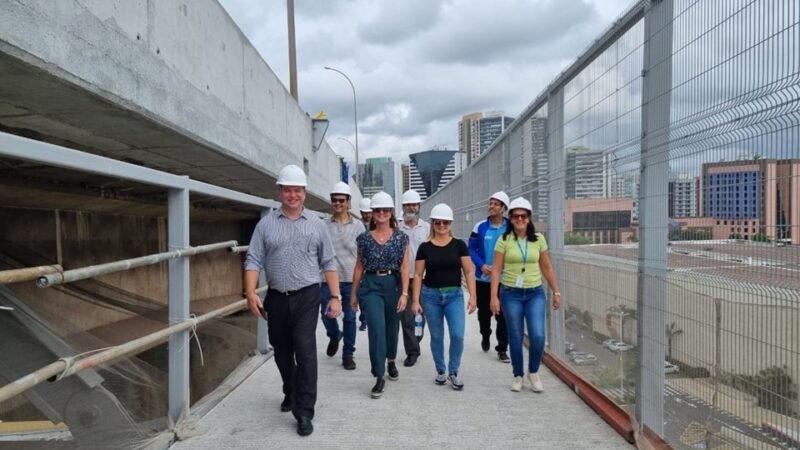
[
  {"x1": 342, "y1": 356, "x2": 356, "y2": 370},
  {"x1": 387, "y1": 361, "x2": 399, "y2": 380},
  {"x1": 326, "y1": 337, "x2": 340, "y2": 357},
  {"x1": 403, "y1": 354, "x2": 418, "y2": 367},
  {"x1": 481, "y1": 337, "x2": 490, "y2": 352},
  {"x1": 297, "y1": 417, "x2": 313, "y2": 436},
  {"x1": 280, "y1": 395, "x2": 291, "y2": 412}
]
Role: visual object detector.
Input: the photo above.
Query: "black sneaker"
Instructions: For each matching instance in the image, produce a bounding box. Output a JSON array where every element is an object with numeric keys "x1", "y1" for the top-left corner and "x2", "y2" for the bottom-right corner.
[
  {"x1": 498, "y1": 351, "x2": 510, "y2": 363},
  {"x1": 342, "y1": 356, "x2": 356, "y2": 370},
  {"x1": 371, "y1": 377, "x2": 385, "y2": 398},
  {"x1": 326, "y1": 336, "x2": 341, "y2": 357},
  {"x1": 359, "y1": 321, "x2": 367, "y2": 331},
  {"x1": 481, "y1": 337, "x2": 490, "y2": 352},
  {"x1": 387, "y1": 361, "x2": 399, "y2": 380},
  {"x1": 403, "y1": 354, "x2": 418, "y2": 367}
]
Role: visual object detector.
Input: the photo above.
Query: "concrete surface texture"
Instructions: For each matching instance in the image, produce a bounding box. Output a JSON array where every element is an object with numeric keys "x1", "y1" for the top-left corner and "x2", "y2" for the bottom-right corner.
[
  {"x1": 172, "y1": 309, "x2": 633, "y2": 449},
  {"x1": 0, "y1": 0, "x2": 347, "y2": 210}
]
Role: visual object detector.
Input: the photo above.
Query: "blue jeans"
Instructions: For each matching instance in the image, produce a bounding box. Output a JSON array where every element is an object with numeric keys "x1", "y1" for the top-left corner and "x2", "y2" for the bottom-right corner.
[
  {"x1": 421, "y1": 286, "x2": 465, "y2": 375},
  {"x1": 320, "y1": 282, "x2": 356, "y2": 358},
  {"x1": 500, "y1": 285, "x2": 546, "y2": 377}
]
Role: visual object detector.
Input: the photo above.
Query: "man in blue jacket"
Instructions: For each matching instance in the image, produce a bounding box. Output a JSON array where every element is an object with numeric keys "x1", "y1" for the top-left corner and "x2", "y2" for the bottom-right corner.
[{"x1": 468, "y1": 191, "x2": 510, "y2": 363}]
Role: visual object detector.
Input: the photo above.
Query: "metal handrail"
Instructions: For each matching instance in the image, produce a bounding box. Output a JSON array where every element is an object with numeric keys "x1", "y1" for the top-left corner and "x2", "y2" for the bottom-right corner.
[
  {"x1": 0, "y1": 265, "x2": 63, "y2": 285},
  {"x1": 36, "y1": 241, "x2": 238, "y2": 288},
  {"x1": 0, "y1": 286, "x2": 266, "y2": 404},
  {"x1": 228, "y1": 245, "x2": 249, "y2": 255}
]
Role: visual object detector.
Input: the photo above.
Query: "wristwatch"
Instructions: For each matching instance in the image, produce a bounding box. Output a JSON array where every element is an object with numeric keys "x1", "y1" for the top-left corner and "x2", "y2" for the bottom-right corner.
[{"x1": 553, "y1": 292, "x2": 561, "y2": 296}]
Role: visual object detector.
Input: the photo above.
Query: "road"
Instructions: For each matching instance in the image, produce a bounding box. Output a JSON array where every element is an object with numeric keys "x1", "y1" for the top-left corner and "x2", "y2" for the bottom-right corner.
[{"x1": 562, "y1": 328, "x2": 791, "y2": 449}]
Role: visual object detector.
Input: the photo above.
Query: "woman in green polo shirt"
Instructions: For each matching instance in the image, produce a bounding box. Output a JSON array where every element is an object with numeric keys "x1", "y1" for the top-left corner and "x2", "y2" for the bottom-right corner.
[{"x1": 490, "y1": 197, "x2": 561, "y2": 393}]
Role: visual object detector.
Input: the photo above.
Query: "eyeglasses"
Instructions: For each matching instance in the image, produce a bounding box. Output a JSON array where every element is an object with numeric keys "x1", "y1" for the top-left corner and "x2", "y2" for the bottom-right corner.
[
  {"x1": 511, "y1": 213, "x2": 530, "y2": 220},
  {"x1": 373, "y1": 208, "x2": 393, "y2": 214},
  {"x1": 330, "y1": 197, "x2": 347, "y2": 204},
  {"x1": 433, "y1": 220, "x2": 452, "y2": 226}
]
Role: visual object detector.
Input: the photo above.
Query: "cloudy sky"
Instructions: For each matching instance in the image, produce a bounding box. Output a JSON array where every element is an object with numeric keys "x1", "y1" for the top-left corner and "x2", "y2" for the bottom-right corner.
[{"x1": 219, "y1": 0, "x2": 634, "y2": 167}]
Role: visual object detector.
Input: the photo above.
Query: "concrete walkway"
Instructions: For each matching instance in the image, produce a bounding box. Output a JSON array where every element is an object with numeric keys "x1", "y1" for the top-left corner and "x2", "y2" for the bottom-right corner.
[{"x1": 172, "y1": 311, "x2": 632, "y2": 449}]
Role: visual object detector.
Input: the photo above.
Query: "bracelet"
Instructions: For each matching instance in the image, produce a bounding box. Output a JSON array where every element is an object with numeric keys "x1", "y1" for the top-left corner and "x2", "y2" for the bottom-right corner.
[
  {"x1": 553, "y1": 292, "x2": 561, "y2": 296},
  {"x1": 400, "y1": 292, "x2": 408, "y2": 297}
]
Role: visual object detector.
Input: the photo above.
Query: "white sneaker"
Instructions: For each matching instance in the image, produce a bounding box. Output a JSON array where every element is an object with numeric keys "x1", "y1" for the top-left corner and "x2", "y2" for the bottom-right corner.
[
  {"x1": 510, "y1": 376, "x2": 523, "y2": 392},
  {"x1": 528, "y1": 373, "x2": 544, "y2": 392}
]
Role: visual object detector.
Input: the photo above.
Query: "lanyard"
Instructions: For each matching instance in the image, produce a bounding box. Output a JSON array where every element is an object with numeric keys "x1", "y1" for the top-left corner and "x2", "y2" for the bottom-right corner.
[{"x1": 515, "y1": 238, "x2": 528, "y2": 273}]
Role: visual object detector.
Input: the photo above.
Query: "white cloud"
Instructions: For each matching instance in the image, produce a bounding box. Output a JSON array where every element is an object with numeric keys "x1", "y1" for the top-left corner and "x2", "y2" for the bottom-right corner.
[{"x1": 218, "y1": 0, "x2": 634, "y2": 168}]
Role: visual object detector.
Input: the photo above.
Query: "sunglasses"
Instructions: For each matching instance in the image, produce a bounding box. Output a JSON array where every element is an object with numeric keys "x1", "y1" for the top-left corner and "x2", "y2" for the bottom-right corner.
[
  {"x1": 373, "y1": 208, "x2": 393, "y2": 214},
  {"x1": 433, "y1": 220, "x2": 452, "y2": 226},
  {"x1": 330, "y1": 197, "x2": 348, "y2": 204},
  {"x1": 511, "y1": 213, "x2": 530, "y2": 220}
]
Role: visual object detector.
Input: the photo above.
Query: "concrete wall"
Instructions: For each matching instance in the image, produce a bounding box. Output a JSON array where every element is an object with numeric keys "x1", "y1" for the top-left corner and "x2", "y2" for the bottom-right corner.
[{"x1": 0, "y1": 0, "x2": 344, "y2": 203}]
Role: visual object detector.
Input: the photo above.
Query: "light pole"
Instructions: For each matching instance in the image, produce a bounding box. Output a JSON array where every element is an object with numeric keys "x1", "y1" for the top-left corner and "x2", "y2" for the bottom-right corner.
[
  {"x1": 337, "y1": 137, "x2": 358, "y2": 185},
  {"x1": 324, "y1": 66, "x2": 360, "y2": 190}
]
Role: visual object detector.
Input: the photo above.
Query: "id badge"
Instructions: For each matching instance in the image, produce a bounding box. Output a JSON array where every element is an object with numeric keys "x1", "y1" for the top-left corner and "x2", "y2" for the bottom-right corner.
[{"x1": 515, "y1": 275, "x2": 524, "y2": 288}]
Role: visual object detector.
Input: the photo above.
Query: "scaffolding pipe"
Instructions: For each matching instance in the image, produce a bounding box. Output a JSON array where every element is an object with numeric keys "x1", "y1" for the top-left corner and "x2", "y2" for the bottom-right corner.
[
  {"x1": 36, "y1": 241, "x2": 238, "y2": 288},
  {"x1": 0, "y1": 287, "x2": 266, "y2": 404},
  {"x1": 0, "y1": 265, "x2": 63, "y2": 285},
  {"x1": 228, "y1": 245, "x2": 249, "y2": 255}
]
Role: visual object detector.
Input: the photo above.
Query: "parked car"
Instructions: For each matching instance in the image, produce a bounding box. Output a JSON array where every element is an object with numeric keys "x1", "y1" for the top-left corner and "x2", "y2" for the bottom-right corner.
[
  {"x1": 565, "y1": 341, "x2": 576, "y2": 353},
  {"x1": 664, "y1": 361, "x2": 680, "y2": 374},
  {"x1": 602, "y1": 339, "x2": 623, "y2": 349},
  {"x1": 569, "y1": 351, "x2": 591, "y2": 361},
  {"x1": 573, "y1": 354, "x2": 598, "y2": 365},
  {"x1": 608, "y1": 342, "x2": 634, "y2": 353}
]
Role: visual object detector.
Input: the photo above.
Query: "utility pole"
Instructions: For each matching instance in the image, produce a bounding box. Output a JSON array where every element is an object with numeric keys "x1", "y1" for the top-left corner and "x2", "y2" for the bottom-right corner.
[{"x1": 287, "y1": 0, "x2": 298, "y2": 100}]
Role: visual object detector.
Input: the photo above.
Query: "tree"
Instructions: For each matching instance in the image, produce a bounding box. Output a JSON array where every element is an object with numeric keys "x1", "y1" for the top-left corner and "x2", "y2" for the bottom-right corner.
[
  {"x1": 607, "y1": 304, "x2": 636, "y2": 342},
  {"x1": 565, "y1": 232, "x2": 593, "y2": 245},
  {"x1": 665, "y1": 322, "x2": 683, "y2": 360},
  {"x1": 729, "y1": 233, "x2": 743, "y2": 239},
  {"x1": 752, "y1": 233, "x2": 770, "y2": 242}
]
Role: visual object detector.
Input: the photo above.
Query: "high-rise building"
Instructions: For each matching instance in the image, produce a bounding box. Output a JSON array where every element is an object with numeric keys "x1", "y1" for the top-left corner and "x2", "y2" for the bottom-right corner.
[
  {"x1": 359, "y1": 157, "x2": 401, "y2": 199},
  {"x1": 669, "y1": 174, "x2": 699, "y2": 218},
  {"x1": 458, "y1": 112, "x2": 482, "y2": 166},
  {"x1": 408, "y1": 149, "x2": 463, "y2": 200},
  {"x1": 459, "y1": 111, "x2": 515, "y2": 165},
  {"x1": 478, "y1": 112, "x2": 514, "y2": 156},
  {"x1": 701, "y1": 159, "x2": 799, "y2": 242},
  {"x1": 566, "y1": 147, "x2": 608, "y2": 199},
  {"x1": 522, "y1": 116, "x2": 549, "y2": 222},
  {"x1": 607, "y1": 172, "x2": 640, "y2": 221},
  {"x1": 401, "y1": 164, "x2": 409, "y2": 193}
]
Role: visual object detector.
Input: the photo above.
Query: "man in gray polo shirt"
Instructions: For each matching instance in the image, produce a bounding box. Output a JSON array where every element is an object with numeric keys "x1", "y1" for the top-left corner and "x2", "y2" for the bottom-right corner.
[
  {"x1": 244, "y1": 165, "x2": 341, "y2": 437},
  {"x1": 320, "y1": 181, "x2": 366, "y2": 370}
]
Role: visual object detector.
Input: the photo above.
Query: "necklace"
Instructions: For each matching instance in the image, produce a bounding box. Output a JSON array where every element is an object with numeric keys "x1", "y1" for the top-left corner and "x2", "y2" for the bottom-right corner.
[{"x1": 373, "y1": 229, "x2": 392, "y2": 244}]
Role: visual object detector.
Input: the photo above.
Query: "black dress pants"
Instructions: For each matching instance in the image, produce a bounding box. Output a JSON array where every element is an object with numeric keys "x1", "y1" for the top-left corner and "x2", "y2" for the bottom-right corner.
[
  {"x1": 475, "y1": 281, "x2": 508, "y2": 352},
  {"x1": 265, "y1": 284, "x2": 320, "y2": 420}
]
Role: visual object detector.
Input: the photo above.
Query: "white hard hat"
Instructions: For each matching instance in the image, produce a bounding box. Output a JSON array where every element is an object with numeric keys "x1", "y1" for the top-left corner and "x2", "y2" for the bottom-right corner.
[
  {"x1": 330, "y1": 181, "x2": 351, "y2": 196},
  {"x1": 371, "y1": 191, "x2": 394, "y2": 209},
  {"x1": 429, "y1": 203, "x2": 454, "y2": 221},
  {"x1": 401, "y1": 189, "x2": 422, "y2": 204},
  {"x1": 276, "y1": 165, "x2": 307, "y2": 187},
  {"x1": 490, "y1": 191, "x2": 510, "y2": 208},
  {"x1": 508, "y1": 197, "x2": 532, "y2": 214},
  {"x1": 358, "y1": 198, "x2": 372, "y2": 212}
]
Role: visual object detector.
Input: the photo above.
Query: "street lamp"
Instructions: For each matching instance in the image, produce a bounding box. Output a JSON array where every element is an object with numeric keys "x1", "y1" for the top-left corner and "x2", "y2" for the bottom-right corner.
[{"x1": 324, "y1": 66, "x2": 360, "y2": 190}]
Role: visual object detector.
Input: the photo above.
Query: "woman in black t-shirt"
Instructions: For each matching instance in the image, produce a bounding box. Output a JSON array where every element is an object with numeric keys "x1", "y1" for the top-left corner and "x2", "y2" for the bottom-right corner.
[{"x1": 411, "y1": 204, "x2": 477, "y2": 390}]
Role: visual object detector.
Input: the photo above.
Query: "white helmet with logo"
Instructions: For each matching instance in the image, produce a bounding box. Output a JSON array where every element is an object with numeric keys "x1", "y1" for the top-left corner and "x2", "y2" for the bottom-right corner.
[
  {"x1": 401, "y1": 189, "x2": 422, "y2": 205},
  {"x1": 490, "y1": 191, "x2": 510, "y2": 208},
  {"x1": 429, "y1": 203, "x2": 454, "y2": 221},
  {"x1": 330, "y1": 181, "x2": 351, "y2": 197},
  {"x1": 371, "y1": 191, "x2": 394, "y2": 209},
  {"x1": 358, "y1": 198, "x2": 372, "y2": 212},
  {"x1": 508, "y1": 197, "x2": 532, "y2": 214},
  {"x1": 276, "y1": 164, "x2": 307, "y2": 187}
]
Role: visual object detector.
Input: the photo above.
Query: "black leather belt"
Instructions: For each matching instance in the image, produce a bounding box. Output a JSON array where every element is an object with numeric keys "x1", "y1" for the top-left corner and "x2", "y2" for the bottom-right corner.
[
  {"x1": 268, "y1": 284, "x2": 316, "y2": 296},
  {"x1": 366, "y1": 270, "x2": 395, "y2": 276}
]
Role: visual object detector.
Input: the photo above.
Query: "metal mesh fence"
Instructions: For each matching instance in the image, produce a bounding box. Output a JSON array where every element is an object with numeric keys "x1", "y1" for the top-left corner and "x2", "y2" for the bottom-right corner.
[{"x1": 423, "y1": 0, "x2": 799, "y2": 448}]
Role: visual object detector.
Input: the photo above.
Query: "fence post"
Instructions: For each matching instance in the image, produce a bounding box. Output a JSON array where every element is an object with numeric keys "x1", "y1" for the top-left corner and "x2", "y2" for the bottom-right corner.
[
  {"x1": 168, "y1": 183, "x2": 190, "y2": 428},
  {"x1": 547, "y1": 90, "x2": 567, "y2": 357},
  {"x1": 636, "y1": 0, "x2": 674, "y2": 437}
]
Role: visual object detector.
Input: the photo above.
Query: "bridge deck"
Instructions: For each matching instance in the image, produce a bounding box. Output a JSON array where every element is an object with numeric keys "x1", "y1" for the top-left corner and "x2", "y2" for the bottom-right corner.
[{"x1": 172, "y1": 311, "x2": 632, "y2": 449}]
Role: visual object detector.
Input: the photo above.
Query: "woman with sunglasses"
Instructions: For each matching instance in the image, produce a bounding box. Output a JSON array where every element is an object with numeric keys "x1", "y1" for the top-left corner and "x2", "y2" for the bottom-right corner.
[
  {"x1": 490, "y1": 197, "x2": 561, "y2": 393},
  {"x1": 411, "y1": 204, "x2": 477, "y2": 390},
  {"x1": 351, "y1": 191, "x2": 410, "y2": 399}
]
